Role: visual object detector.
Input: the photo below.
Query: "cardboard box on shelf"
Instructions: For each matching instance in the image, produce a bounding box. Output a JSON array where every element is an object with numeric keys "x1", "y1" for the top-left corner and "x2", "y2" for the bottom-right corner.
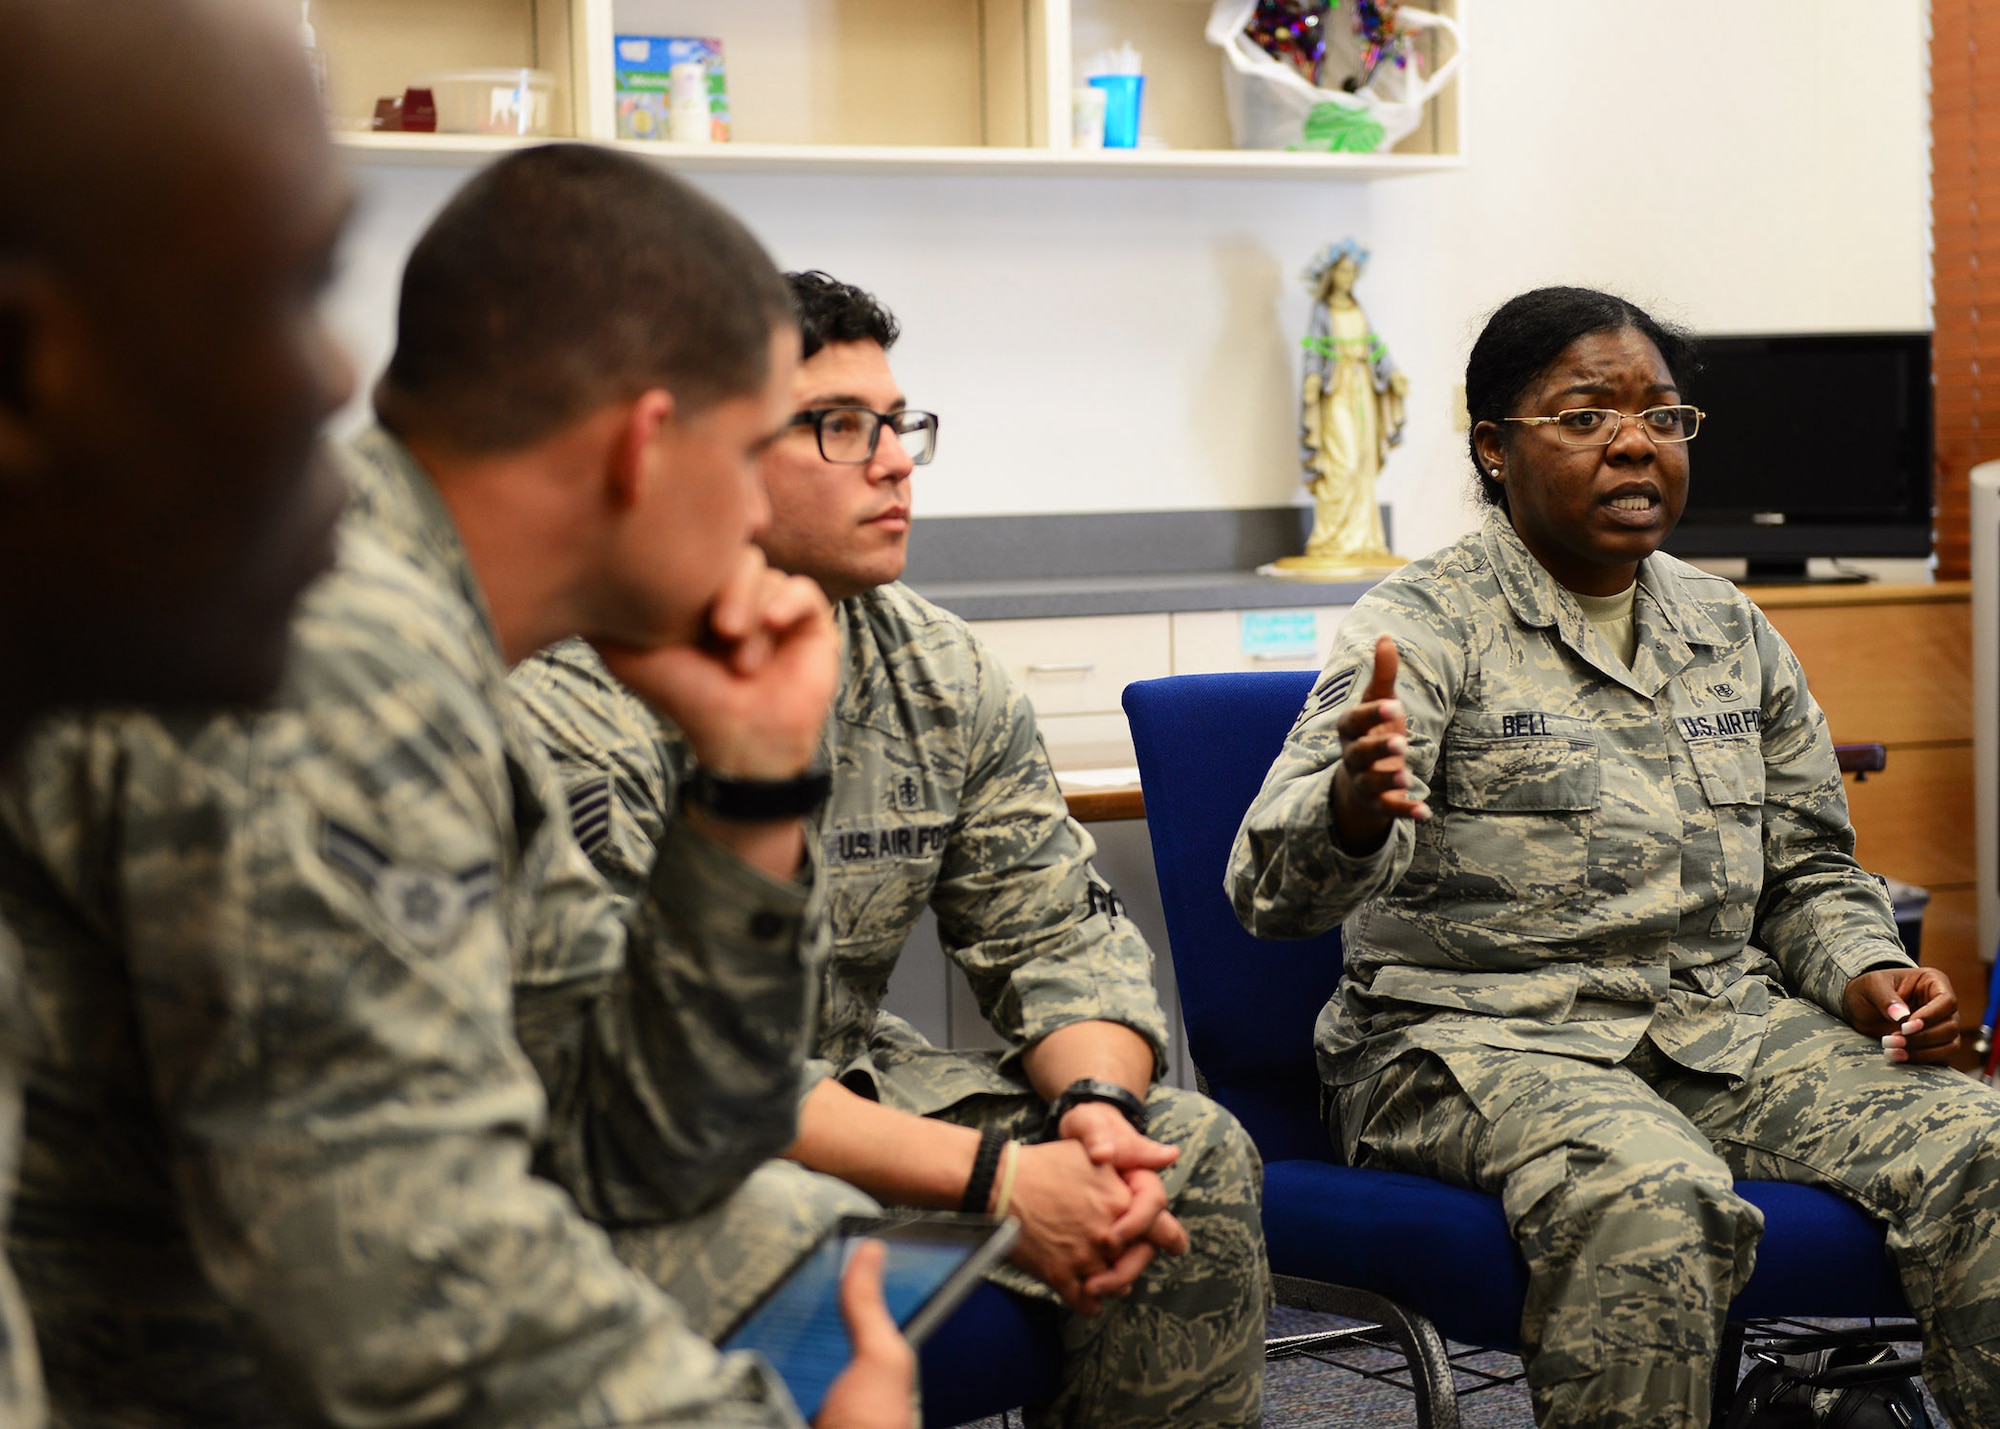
[{"x1": 614, "y1": 35, "x2": 730, "y2": 143}]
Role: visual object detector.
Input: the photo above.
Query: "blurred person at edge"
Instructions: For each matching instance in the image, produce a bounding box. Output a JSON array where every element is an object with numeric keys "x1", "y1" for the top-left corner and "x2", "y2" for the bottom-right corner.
[
  {"x1": 0, "y1": 130, "x2": 914, "y2": 1429},
  {"x1": 0, "y1": 1, "x2": 352, "y2": 1422}
]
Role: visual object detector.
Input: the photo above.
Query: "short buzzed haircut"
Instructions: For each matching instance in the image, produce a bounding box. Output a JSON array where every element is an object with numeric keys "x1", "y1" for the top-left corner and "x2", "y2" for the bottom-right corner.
[
  {"x1": 788, "y1": 271, "x2": 900, "y2": 362},
  {"x1": 378, "y1": 144, "x2": 793, "y2": 453}
]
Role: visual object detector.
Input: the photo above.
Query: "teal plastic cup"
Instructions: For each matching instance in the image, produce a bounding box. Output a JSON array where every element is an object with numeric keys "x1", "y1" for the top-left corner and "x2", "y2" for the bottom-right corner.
[{"x1": 1088, "y1": 74, "x2": 1145, "y2": 149}]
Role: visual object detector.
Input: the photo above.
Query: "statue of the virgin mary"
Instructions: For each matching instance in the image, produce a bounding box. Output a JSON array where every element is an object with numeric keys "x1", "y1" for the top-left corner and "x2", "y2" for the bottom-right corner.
[{"x1": 1264, "y1": 237, "x2": 1408, "y2": 579}]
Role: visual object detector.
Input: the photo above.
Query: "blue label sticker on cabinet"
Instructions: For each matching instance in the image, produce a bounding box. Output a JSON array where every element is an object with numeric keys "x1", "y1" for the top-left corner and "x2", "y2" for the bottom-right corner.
[{"x1": 1241, "y1": 609, "x2": 1319, "y2": 658}]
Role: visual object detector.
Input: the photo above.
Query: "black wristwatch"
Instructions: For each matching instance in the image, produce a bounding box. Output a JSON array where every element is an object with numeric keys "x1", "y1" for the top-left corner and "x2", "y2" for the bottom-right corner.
[
  {"x1": 1045, "y1": 1078, "x2": 1148, "y2": 1138},
  {"x1": 681, "y1": 765, "x2": 832, "y2": 822}
]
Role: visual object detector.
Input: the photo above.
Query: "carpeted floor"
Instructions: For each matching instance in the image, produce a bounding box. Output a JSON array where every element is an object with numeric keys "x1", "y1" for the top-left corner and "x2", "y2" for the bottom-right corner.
[
  {"x1": 1262, "y1": 1304, "x2": 1531, "y2": 1426},
  {"x1": 957, "y1": 1308, "x2": 1947, "y2": 1428}
]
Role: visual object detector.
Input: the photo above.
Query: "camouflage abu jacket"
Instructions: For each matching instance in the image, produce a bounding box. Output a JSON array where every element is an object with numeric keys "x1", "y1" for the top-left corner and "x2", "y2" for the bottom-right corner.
[
  {"x1": 0, "y1": 923, "x2": 38, "y2": 1429},
  {"x1": 0, "y1": 428, "x2": 817, "y2": 1428},
  {"x1": 514, "y1": 581, "x2": 1168, "y2": 1118},
  {"x1": 1229, "y1": 511, "x2": 1911, "y2": 1092}
]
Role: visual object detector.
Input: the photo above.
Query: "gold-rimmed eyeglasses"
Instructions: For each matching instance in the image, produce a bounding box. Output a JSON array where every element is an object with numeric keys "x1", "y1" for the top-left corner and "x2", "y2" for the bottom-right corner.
[{"x1": 1502, "y1": 405, "x2": 1704, "y2": 447}]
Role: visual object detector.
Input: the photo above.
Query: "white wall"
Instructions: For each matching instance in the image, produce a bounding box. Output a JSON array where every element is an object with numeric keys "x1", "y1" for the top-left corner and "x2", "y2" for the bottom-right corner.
[{"x1": 327, "y1": 0, "x2": 1931, "y2": 566}]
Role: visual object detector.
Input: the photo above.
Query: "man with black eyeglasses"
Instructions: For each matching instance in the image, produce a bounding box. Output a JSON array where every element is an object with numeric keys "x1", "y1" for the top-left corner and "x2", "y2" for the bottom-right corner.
[{"x1": 514, "y1": 270, "x2": 1268, "y2": 1429}]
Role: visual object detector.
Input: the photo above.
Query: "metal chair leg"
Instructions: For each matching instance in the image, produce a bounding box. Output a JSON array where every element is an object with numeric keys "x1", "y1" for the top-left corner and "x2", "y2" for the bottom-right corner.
[
  {"x1": 1711, "y1": 1322, "x2": 1747, "y2": 1428},
  {"x1": 1270, "y1": 1274, "x2": 1462, "y2": 1429}
]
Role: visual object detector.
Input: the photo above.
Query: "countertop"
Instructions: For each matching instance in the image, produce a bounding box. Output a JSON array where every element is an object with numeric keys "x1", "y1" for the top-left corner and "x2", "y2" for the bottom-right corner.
[{"x1": 910, "y1": 569, "x2": 1378, "y2": 621}]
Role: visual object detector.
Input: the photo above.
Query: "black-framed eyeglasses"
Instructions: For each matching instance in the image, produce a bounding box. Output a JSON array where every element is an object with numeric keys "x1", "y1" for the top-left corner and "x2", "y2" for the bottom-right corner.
[
  {"x1": 1503, "y1": 405, "x2": 1704, "y2": 446},
  {"x1": 787, "y1": 406, "x2": 939, "y2": 466}
]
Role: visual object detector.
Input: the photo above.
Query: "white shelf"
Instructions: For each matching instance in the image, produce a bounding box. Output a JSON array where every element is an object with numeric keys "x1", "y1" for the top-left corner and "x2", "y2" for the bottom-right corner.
[
  {"x1": 336, "y1": 131, "x2": 1463, "y2": 179},
  {"x1": 322, "y1": 0, "x2": 1462, "y2": 180}
]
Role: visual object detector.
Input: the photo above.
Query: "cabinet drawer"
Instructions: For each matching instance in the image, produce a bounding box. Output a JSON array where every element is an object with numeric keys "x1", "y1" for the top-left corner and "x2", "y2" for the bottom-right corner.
[
  {"x1": 969, "y1": 614, "x2": 1171, "y2": 716},
  {"x1": 1845, "y1": 742, "x2": 1975, "y2": 888},
  {"x1": 1171, "y1": 606, "x2": 1353, "y2": 675},
  {"x1": 1760, "y1": 600, "x2": 1971, "y2": 746}
]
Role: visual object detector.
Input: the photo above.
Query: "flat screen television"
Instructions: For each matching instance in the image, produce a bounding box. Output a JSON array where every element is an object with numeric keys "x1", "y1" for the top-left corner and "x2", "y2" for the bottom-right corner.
[{"x1": 1659, "y1": 331, "x2": 1934, "y2": 581}]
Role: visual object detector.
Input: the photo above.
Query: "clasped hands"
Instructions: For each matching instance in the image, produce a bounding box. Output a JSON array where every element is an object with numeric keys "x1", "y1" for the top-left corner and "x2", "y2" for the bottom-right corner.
[{"x1": 1003, "y1": 1101, "x2": 1188, "y2": 1316}]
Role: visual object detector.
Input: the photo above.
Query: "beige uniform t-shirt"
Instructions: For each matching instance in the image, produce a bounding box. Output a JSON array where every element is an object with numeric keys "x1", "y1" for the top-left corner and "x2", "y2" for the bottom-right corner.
[{"x1": 1572, "y1": 582, "x2": 1638, "y2": 670}]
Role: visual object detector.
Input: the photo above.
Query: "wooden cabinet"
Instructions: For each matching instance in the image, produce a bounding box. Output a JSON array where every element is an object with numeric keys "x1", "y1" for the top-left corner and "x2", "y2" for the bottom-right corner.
[
  {"x1": 1842, "y1": 743, "x2": 1976, "y2": 887},
  {"x1": 319, "y1": 0, "x2": 1462, "y2": 177},
  {"x1": 1748, "y1": 582, "x2": 1983, "y2": 1049},
  {"x1": 1750, "y1": 584, "x2": 1972, "y2": 892},
  {"x1": 1753, "y1": 591, "x2": 1973, "y2": 752}
]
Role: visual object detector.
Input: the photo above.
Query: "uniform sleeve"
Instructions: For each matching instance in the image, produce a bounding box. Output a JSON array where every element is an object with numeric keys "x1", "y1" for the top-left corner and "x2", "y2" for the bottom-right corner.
[
  {"x1": 0, "y1": 924, "x2": 43, "y2": 1429},
  {"x1": 508, "y1": 643, "x2": 826, "y2": 1225},
  {"x1": 1748, "y1": 611, "x2": 1912, "y2": 1016},
  {"x1": 508, "y1": 642, "x2": 678, "y2": 911},
  {"x1": 1228, "y1": 589, "x2": 1462, "y2": 939},
  {"x1": 5, "y1": 685, "x2": 802, "y2": 1428},
  {"x1": 927, "y1": 644, "x2": 1171, "y2": 1072}
]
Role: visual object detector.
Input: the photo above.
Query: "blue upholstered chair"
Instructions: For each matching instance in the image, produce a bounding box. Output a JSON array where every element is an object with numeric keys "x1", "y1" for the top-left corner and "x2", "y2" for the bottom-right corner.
[
  {"x1": 1123, "y1": 670, "x2": 1912, "y2": 1429},
  {"x1": 920, "y1": 1284, "x2": 1063, "y2": 1427}
]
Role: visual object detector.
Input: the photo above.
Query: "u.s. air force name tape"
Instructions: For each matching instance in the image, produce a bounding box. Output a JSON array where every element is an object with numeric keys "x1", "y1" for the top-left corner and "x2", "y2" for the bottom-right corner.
[{"x1": 824, "y1": 820, "x2": 951, "y2": 865}]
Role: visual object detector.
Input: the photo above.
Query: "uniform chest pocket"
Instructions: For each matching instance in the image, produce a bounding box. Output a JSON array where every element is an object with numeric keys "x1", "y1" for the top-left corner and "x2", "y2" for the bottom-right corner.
[
  {"x1": 1436, "y1": 713, "x2": 1599, "y2": 905},
  {"x1": 821, "y1": 851, "x2": 944, "y2": 1058},
  {"x1": 823, "y1": 823, "x2": 949, "y2": 956},
  {"x1": 1685, "y1": 737, "x2": 1765, "y2": 808},
  {"x1": 1443, "y1": 714, "x2": 1601, "y2": 812},
  {"x1": 1684, "y1": 738, "x2": 1765, "y2": 936}
]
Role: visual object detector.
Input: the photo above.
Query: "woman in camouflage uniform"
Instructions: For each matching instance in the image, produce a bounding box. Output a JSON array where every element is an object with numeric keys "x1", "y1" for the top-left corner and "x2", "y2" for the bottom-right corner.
[{"x1": 1231, "y1": 287, "x2": 2000, "y2": 1429}]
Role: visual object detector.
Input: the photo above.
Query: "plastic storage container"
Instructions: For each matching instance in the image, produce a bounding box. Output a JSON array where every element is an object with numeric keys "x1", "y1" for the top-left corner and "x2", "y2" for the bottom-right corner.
[{"x1": 422, "y1": 69, "x2": 558, "y2": 137}]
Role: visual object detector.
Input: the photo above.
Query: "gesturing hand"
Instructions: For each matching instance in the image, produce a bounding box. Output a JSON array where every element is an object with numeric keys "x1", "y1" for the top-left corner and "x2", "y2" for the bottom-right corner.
[
  {"x1": 597, "y1": 546, "x2": 838, "y2": 779},
  {"x1": 1845, "y1": 966, "x2": 1961, "y2": 1065},
  {"x1": 1330, "y1": 634, "x2": 1430, "y2": 853},
  {"x1": 815, "y1": 1240, "x2": 915, "y2": 1429}
]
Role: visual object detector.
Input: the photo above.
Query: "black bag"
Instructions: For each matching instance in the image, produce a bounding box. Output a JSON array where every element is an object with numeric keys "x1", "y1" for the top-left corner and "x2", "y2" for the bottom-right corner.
[{"x1": 1720, "y1": 1332, "x2": 1930, "y2": 1429}]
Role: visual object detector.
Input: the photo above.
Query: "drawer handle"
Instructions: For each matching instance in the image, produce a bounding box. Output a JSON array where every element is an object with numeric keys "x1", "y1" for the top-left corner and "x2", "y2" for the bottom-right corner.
[{"x1": 1027, "y1": 662, "x2": 1097, "y2": 675}]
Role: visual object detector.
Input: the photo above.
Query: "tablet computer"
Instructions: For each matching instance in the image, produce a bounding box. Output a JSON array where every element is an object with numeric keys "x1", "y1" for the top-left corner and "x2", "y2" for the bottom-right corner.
[{"x1": 719, "y1": 1212, "x2": 1018, "y2": 1421}]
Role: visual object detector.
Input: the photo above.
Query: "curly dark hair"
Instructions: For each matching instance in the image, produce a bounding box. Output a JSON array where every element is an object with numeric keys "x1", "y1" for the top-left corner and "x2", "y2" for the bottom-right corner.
[
  {"x1": 1466, "y1": 287, "x2": 1700, "y2": 508},
  {"x1": 787, "y1": 270, "x2": 900, "y2": 362}
]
